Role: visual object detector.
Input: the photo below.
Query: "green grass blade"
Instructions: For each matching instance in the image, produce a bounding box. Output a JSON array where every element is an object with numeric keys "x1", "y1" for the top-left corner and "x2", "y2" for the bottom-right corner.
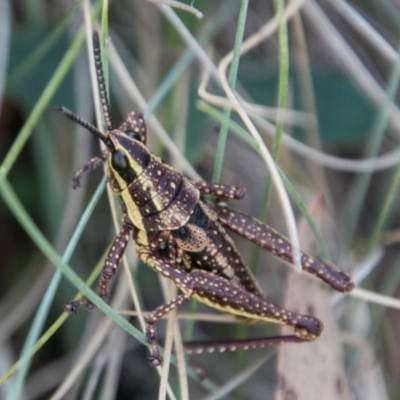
[
  {"x1": 1, "y1": 24, "x2": 87, "y2": 185},
  {"x1": 6, "y1": 177, "x2": 106, "y2": 398},
  {"x1": 212, "y1": 0, "x2": 249, "y2": 183},
  {"x1": 7, "y1": 0, "x2": 83, "y2": 90},
  {"x1": 340, "y1": 45, "x2": 400, "y2": 249},
  {"x1": 200, "y1": 102, "x2": 328, "y2": 257},
  {"x1": 0, "y1": 178, "x2": 147, "y2": 348}
]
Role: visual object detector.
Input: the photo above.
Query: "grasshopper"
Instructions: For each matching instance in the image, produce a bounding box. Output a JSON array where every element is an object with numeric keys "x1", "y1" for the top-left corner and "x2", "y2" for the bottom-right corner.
[{"x1": 58, "y1": 32, "x2": 354, "y2": 366}]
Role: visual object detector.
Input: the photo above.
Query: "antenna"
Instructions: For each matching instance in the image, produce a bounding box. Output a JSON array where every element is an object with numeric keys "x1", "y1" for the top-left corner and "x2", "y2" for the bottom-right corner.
[
  {"x1": 92, "y1": 32, "x2": 114, "y2": 131},
  {"x1": 55, "y1": 106, "x2": 113, "y2": 149}
]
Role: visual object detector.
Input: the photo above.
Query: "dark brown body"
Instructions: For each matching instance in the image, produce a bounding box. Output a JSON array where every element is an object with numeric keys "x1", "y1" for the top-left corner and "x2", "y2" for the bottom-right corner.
[{"x1": 60, "y1": 31, "x2": 354, "y2": 366}]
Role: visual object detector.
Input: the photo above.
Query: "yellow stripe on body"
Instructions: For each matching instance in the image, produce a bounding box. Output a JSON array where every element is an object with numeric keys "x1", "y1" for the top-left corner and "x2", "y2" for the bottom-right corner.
[
  {"x1": 111, "y1": 162, "x2": 146, "y2": 230},
  {"x1": 192, "y1": 293, "x2": 285, "y2": 325}
]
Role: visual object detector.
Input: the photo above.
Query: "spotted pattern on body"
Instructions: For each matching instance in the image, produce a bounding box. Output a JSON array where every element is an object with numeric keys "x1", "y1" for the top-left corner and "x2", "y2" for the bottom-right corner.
[
  {"x1": 126, "y1": 157, "x2": 181, "y2": 207},
  {"x1": 171, "y1": 202, "x2": 265, "y2": 299},
  {"x1": 106, "y1": 132, "x2": 200, "y2": 231}
]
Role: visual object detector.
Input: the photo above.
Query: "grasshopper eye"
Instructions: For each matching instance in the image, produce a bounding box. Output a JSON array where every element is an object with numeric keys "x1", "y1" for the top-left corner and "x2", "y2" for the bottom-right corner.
[
  {"x1": 125, "y1": 130, "x2": 142, "y2": 141},
  {"x1": 111, "y1": 151, "x2": 128, "y2": 171},
  {"x1": 111, "y1": 151, "x2": 137, "y2": 183}
]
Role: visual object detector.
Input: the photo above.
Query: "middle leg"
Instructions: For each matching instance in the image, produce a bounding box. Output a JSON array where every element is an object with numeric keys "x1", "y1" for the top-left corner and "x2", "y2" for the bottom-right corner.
[{"x1": 193, "y1": 181, "x2": 246, "y2": 200}]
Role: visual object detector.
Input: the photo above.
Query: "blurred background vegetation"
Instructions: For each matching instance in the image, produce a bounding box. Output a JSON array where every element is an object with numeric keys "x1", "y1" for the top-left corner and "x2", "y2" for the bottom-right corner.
[{"x1": 1, "y1": 0, "x2": 400, "y2": 399}]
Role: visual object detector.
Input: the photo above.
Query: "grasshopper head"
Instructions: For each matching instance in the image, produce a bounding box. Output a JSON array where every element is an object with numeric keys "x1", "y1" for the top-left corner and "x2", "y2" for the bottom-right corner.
[{"x1": 107, "y1": 128, "x2": 151, "y2": 191}]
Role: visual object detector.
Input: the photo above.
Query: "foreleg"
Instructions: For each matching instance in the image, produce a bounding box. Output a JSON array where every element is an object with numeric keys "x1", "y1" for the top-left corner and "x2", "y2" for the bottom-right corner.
[
  {"x1": 138, "y1": 248, "x2": 196, "y2": 366},
  {"x1": 65, "y1": 222, "x2": 133, "y2": 312},
  {"x1": 72, "y1": 149, "x2": 107, "y2": 188}
]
